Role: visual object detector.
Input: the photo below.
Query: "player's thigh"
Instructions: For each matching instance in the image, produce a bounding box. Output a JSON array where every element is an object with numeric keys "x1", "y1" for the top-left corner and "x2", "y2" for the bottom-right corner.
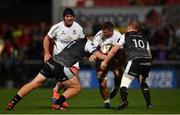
[
  {"x1": 124, "y1": 60, "x2": 140, "y2": 77},
  {"x1": 31, "y1": 73, "x2": 47, "y2": 86},
  {"x1": 113, "y1": 66, "x2": 123, "y2": 78}
]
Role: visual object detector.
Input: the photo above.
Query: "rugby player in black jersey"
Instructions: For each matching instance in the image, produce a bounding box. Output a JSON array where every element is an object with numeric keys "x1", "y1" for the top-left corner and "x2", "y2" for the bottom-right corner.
[
  {"x1": 6, "y1": 37, "x2": 107, "y2": 110},
  {"x1": 100, "y1": 19, "x2": 153, "y2": 110}
]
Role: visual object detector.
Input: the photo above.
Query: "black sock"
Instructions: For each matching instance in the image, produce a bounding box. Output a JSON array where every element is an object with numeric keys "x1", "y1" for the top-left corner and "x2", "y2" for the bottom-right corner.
[
  {"x1": 120, "y1": 87, "x2": 128, "y2": 102},
  {"x1": 55, "y1": 95, "x2": 66, "y2": 106},
  {"x1": 11, "y1": 94, "x2": 22, "y2": 105},
  {"x1": 140, "y1": 83, "x2": 151, "y2": 105}
]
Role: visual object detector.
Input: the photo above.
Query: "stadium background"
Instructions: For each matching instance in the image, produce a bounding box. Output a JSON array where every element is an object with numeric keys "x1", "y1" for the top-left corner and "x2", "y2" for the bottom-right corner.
[{"x1": 0, "y1": 0, "x2": 180, "y2": 90}]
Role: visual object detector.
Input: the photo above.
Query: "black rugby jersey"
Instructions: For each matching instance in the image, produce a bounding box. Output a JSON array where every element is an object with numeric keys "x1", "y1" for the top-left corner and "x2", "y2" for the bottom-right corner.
[
  {"x1": 123, "y1": 31, "x2": 151, "y2": 60},
  {"x1": 53, "y1": 38, "x2": 97, "y2": 67}
]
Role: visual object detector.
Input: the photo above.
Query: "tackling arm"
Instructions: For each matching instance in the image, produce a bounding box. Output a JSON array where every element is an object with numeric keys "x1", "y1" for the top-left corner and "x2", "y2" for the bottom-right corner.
[
  {"x1": 92, "y1": 51, "x2": 107, "y2": 61},
  {"x1": 100, "y1": 44, "x2": 121, "y2": 70}
]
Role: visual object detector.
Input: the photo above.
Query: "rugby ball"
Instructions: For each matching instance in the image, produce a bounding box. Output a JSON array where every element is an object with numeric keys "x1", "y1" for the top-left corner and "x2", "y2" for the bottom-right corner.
[{"x1": 100, "y1": 44, "x2": 114, "y2": 54}]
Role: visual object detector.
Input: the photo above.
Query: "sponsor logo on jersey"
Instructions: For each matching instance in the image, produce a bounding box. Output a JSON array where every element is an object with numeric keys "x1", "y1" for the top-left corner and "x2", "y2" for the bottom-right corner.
[
  {"x1": 60, "y1": 40, "x2": 72, "y2": 44},
  {"x1": 61, "y1": 31, "x2": 65, "y2": 35},
  {"x1": 73, "y1": 30, "x2": 76, "y2": 35}
]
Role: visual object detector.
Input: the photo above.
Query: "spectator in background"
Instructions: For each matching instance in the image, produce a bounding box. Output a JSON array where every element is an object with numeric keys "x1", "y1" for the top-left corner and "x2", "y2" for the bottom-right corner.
[
  {"x1": 15, "y1": 27, "x2": 32, "y2": 59},
  {"x1": 92, "y1": 17, "x2": 102, "y2": 36}
]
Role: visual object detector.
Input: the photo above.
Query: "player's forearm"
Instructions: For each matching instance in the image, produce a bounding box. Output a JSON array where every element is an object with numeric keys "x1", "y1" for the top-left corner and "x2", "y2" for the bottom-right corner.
[
  {"x1": 93, "y1": 51, "x2": 106, "y2": 60},
  {"x1": 104, "y1": 44, "x2": 120, "y2": 63}
]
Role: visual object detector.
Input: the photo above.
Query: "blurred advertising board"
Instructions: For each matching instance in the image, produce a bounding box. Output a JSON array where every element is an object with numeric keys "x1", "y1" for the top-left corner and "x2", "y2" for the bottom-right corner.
[{"x1": 79, "y1": 68, "x2": 177, "y2": 88}]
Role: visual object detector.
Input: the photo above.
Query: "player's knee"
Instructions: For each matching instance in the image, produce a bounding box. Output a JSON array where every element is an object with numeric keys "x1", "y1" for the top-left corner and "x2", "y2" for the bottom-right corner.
[
  {"x1": 73, "y1": 84, "x2": 81, "y2": 94},
  {"x1": 100, "y1": 80, "x2": 107, "y2": 88},
  {"x1": 120, "y1": 86, "x2": 128, "y2": 93}
]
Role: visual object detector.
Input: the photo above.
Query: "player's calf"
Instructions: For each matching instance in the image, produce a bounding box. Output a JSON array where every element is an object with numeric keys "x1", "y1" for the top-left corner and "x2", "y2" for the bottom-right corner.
[{"x1": 109, "y1": 87, "x2": 118, "y2": 99}]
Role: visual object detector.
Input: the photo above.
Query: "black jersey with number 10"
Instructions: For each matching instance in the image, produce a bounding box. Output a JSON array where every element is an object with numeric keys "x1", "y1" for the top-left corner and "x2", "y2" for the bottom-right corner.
[{"x1": 124, "y1": 31, "x2": 151, "y2": 60}]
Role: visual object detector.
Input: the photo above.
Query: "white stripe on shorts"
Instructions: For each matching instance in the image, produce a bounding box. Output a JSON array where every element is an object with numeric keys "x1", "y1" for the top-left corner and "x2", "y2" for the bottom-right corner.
[{"x1": 124, "y1": 60, "x2": 132, "y2": 74}]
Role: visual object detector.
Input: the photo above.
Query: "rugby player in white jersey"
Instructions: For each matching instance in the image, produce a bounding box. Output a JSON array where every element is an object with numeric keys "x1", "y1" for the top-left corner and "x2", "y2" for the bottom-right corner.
[
  {"x1": 43, "y1": 7, "x2": 84, "y2": 108},
  {"x1": 89, "y1": 22, "x2": 126, "y2": 108}
]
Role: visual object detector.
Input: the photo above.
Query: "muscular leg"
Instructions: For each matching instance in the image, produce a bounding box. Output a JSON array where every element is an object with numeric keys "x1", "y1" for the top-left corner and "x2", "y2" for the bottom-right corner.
[
  {"x1": 54, "y1": 76, "x2": 81, "y2": 106},
  {"x1": 17, "y1": 73, "x2": 47, "y2": 97},
  {"x1": 110, "y1": 67, "x2": 123, "y2": 99},
  {"x1": 115, "y1": 74, "x2": 134, "y2": 110},
  {"x1": 52, "y1": 66, "x2": 79, "y2": 107},
  {"x1": 139, "y1": 75, "x2": 152, "y2": 108},
  {"x1": 7, "y1": 73, "x2": 47, "y2": 110},
  {"x1": 97, "y1": 70, "x2": 110, "y2": 108}
]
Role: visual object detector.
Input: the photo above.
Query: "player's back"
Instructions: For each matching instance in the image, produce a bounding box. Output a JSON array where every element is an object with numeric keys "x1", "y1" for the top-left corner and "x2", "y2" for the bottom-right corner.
[{"x1": 124, "y1": 31, "x2": 151, "y2": 60}]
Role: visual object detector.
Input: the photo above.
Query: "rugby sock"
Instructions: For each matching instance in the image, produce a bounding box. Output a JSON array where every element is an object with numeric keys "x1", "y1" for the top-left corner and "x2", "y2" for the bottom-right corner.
[
  {"x1": 140, "y1": 83, "x2": 151, "y2": 105},
  {"x1": 11, "y1": 94, "x2": 22, "y2": 105},
  {"x1": 104, "y1": 99, "x2": 110, "y2": 103},
  {"x1": 120, "y1": 87, "x2": 128, "y2": 102},
  {"x1": 55, "y1": 95, "x2": 66, "y2": 106}
]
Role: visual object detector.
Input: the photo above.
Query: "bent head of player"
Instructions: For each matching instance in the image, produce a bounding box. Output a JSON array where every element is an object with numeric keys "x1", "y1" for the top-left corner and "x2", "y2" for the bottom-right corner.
[
  {"x1": 127, "y1": 19, "x2": 141, "y2": 32},
  {"x1": 63, "y1": 7, "x2": 75, "y2": 27},
  {"x1": 102, "y1": 21, "x2": 114, "y2": 39}
]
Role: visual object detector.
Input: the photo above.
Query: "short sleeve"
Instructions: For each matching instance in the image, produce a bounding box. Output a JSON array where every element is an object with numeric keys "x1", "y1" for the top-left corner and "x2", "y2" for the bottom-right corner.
[
  {"x1": 116, "y1": 34, "x2": 125, "y2": 48},
  {"x1": 47, "y1": 24, "x2": 59, "y2": 39},
  {"x1": 85, "y1": 40, "x2": 97, "y2": 53}
]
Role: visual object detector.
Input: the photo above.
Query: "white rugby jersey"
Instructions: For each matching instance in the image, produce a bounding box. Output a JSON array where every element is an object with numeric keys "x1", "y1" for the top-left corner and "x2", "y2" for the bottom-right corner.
[
  {"x1": 93, "y1": 30, "x2": 122, "y2": 47},
  {"x1": 48, "y1": 21, "x2": 85, "y2": 55}
]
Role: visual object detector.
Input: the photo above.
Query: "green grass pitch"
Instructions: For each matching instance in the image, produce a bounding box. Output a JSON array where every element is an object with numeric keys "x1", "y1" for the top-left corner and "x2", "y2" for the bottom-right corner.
[{"x1": 0, "y1": 88, "x2": 180, "y2": 114}]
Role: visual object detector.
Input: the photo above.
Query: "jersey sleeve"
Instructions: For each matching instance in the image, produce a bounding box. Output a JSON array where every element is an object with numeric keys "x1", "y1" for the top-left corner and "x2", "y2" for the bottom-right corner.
[
  {"x1": 47, "y1": 24, "x2": 58, "y2": 39},
  {"x1": 92, "y1": 31, "x2": 101, "y2": 47},
  {"x1": 84, "y1": 39, "x2": 98, "y2": 54},
  {"x1": 113, "y1": 31, "x2": 122, "y2": 45},
  {"x1": 116, "y1": 33, "x2": 125, "y2": 48},
  {"x1": 78, "y1": 26, "x2": 85, "y2": 38}
]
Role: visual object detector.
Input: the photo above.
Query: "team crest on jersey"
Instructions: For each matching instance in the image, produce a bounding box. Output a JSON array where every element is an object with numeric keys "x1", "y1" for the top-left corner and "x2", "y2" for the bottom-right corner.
[
  {"x1": 73, "y1": 30, "x2": 76, "y2": 35},
  {"x1": 61, "y1": 31, "x2": 65, "y2": 35}
]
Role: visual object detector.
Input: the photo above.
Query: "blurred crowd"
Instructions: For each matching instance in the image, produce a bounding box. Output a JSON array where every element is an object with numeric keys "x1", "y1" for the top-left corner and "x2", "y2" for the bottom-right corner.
[
  {"x1": 0, "y1": 15, "x2": 180, "y2": 63},
  {"x1": 0, "y1": 22, "x2": 49, "y2": 61},
  {"x1": 0, "y1": 10, "x2": 180, "y2": 88}
]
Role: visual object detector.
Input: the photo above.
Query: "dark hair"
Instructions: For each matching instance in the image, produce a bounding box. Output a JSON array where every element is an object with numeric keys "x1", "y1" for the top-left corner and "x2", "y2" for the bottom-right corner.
[
  {"x1": 63, "y1": 7, "x2": 75, "y2": 17},
  {"x1": 101, "y1": 21, "x2": 114, "y2": 30}
]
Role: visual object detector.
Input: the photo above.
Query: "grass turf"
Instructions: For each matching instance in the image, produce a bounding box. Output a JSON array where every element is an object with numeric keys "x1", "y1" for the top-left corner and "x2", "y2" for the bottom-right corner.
[{"x1": 0, "y1": 88, "x2": 180, "y2": 114}]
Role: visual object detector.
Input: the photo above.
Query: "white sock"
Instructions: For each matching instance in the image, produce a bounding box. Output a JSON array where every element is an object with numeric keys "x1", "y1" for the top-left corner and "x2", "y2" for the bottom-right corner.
[{"x1": 104, "y1": 99, "x2": 110, "y2": 103}]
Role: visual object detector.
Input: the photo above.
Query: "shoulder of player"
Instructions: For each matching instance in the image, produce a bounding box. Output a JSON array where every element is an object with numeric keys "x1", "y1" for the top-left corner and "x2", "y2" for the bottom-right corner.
[
  {"x1": 50, "y1": 22, "x2": 63, "y2": 30},
  {"x1": 72, "y1": 22, "x2": 83, "y2": 29},
  {"x1": 94, "y1": 30, "x2": 102, "y2": 37},
  {"x1": 113, "y1": 30, "x2": 123, "y2": 37},
  {"x1": 93, "y1": 31, "x2": 102, "y2": 40}
]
